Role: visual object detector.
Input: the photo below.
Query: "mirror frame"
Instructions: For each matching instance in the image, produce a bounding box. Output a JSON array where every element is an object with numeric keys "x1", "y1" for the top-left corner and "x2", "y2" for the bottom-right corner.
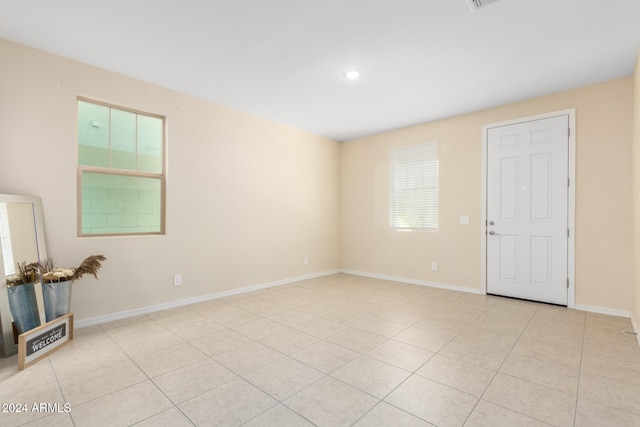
[{"x1": 0, "y1": 194, "x2": 47, "y2": 357}]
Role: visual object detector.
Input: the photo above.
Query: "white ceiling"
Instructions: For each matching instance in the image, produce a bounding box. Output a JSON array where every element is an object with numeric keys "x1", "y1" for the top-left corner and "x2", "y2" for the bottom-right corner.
[{"x1": 2, "y1": 0, "x2": 639, "y2": 141}]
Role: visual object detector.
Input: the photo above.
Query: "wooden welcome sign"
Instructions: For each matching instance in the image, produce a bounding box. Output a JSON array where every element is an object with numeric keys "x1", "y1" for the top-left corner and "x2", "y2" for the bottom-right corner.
[{"x1": 18, "y1": 313, "x2": 74, "y2": 370}]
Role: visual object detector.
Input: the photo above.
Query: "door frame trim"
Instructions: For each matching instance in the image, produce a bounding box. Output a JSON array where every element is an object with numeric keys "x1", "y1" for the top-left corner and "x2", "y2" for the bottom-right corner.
[{"x1": 480, "y1": 109, "x2": 576, "y2": 308}]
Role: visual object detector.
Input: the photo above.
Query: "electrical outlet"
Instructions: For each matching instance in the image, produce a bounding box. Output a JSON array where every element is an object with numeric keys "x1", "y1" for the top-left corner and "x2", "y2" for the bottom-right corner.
[
  {"x1": 304, "y1": 256, "x2": 309, "y2": 266},
  {"x1": 173, "y1": 274, "x2": 182, "y2": 286},
  {"x1": 431, "y1": 262, "x2": 438, "y2": 272}
]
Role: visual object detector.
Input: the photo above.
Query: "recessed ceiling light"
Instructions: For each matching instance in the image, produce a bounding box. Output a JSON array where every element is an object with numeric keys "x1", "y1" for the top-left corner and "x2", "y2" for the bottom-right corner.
[{"x1": 344, "y1": 70, "x2": 360, "y2": 80}]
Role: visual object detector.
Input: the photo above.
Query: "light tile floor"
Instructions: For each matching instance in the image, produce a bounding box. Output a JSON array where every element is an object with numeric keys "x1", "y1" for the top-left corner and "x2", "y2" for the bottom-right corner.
[{"x1": 1, "y1": 273, "x2": 640, "y2": 426}]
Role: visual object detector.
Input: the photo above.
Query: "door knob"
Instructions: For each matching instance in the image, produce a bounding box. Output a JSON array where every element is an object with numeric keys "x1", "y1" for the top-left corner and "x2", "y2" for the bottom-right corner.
[{"x1": 488, "y1": 230, "x2": 498, "y2": 235}]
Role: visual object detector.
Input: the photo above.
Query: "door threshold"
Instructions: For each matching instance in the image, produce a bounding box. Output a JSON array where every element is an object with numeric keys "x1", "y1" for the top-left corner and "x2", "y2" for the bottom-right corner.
[{"x1": 487, "y1": 293, "x2": 567, "y2": 308}]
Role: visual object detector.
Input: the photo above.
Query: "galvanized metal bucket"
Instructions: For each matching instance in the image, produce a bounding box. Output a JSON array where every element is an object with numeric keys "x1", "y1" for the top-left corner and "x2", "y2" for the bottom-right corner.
[
  {"x1": 7, "y1": 282, "x2": 41, "y2": 334},
  {"x1": 42, "y1": 281, "x2": 72, "y2": 322}
]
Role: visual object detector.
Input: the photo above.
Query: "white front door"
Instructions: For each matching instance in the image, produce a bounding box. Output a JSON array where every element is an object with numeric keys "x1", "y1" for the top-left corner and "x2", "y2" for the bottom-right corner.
[{"x1": 486, "y1": 115, "x2": 569, "y2": 305}]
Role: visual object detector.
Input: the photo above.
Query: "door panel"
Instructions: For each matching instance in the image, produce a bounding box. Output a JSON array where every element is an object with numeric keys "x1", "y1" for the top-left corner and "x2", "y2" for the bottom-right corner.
[
  {"x1": 500, "y1": 157, "x2": 519, "y2": 220},
  {"x1": 500, "y1": 235, "x2": 518, "y2": 281},
  {"x1": 487, "y1": 115, "x2": 569, "y2": 305},
  {"x1": 531, "y1": 153, "x2": 551, "y2": 221},
  {"x1": 530, "y1": 235, "x2": 551, "y2": 285}
]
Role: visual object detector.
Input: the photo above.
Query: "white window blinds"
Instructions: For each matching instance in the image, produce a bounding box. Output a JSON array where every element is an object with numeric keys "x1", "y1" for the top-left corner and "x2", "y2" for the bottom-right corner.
[
  {"x1": 0, "y1": 203, "x2": 15, "y2": 275},
  {"x1": 390, "y1": 141, "x2": 439, "y2": 229}
]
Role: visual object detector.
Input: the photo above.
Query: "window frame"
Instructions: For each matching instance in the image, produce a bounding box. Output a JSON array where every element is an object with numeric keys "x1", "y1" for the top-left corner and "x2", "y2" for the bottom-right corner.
[
  {"x1": 389, "y1": 140, "x2": 439, "y2": 231},
  {"x1": 77, "y1": 97, "x2": 166, "y2": 237}
]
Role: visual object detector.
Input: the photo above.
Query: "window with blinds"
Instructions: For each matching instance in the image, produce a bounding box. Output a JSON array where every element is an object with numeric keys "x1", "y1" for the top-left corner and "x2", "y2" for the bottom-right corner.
[{"x1": 390, "y1": 141, "x2": 439, "y2": 230}]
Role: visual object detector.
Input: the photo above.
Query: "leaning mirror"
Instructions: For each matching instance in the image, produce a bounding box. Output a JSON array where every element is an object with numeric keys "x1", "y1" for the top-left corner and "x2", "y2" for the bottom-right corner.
[{"x1": 0, "y1": 194, "x2": 47, "y2": 357}]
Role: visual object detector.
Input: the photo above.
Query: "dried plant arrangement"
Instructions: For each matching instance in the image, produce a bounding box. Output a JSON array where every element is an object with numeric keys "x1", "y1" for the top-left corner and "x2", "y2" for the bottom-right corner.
[
  {"x1": 5, "y1": 261, "x2": 40, "y2": 287},
  {"x1": 40, "y1": 255, "x2": 107, "y2": 284}
]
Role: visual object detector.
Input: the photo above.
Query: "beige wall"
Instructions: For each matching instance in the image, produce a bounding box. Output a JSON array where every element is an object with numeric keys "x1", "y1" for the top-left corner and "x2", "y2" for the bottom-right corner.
[
  {"x1": 632, "y1": 49, "x2": 640, "y2": 329},
  {"x1": 1, "y1": 36, "x2": 635, "y2": 321},
  {"x1": 0, "y1": 39, "x2": 341, "y2": 321},
  {"x1": 341, "y1": 78, "x2": 634, "y2": 312}
]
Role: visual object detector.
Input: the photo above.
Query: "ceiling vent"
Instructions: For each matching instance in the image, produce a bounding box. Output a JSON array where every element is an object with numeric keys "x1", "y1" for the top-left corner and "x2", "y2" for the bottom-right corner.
[{"x1": 466, "y1": 0, "x2": 500, "y2": 11}]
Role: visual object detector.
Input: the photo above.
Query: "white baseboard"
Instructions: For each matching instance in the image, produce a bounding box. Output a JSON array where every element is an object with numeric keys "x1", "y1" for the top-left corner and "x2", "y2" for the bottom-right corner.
[
  {"x1": 74, "y1": 269, "x2": 341, "y2": 329},
  {"x1": 344, "y1": 270, "x2": 634, "y2": 319},
  {"x1": 75, "y1": 267, "x2": 633, "y2": 329},
  {"x1": 574, "y1": 304, "x2": 631, "y2": 318},
  {"x1": 340, "y1": 269, "x2": 485, "y2": 295}
]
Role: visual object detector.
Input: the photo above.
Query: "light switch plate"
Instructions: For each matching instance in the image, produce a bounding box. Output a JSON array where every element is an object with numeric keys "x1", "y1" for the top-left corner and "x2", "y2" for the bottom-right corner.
[{"x1": 459, "y1": 216, "x2": 470, "y2": 225}]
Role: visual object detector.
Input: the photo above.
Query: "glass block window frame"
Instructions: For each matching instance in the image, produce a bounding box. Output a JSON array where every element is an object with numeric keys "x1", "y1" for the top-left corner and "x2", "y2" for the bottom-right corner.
[{"x1": 77, "y1": 97, "x2": 166, "y2": 236}]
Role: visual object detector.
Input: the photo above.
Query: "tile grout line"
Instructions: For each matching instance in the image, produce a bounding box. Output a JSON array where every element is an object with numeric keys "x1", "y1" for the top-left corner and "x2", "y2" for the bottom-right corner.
[
  {"x1": 572, "y1": 311, "x2": 588, "y2": 427},
  {"x1": 101, "y1": 317, "x2": 196, "y2": 426},
  {"x1": 459, "y1": 303, "x2": 546, "y2": 426},
  {"x1": 12, "y1": 275, "x2": 640, "y2": 426},
  {"x1": 229, "y1": 287, "x2": 440, "y2": 426},
  {"x1": 342, "y1": 294, "x2": 477, "y2": 426}
]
